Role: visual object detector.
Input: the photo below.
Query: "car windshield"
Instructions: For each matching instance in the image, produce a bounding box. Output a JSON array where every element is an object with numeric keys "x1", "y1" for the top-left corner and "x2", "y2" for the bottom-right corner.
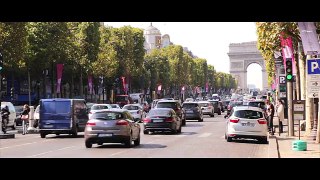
[
  {"x1": 116, "y1": 96, "x2": 128, "y2": 102},
  {"x1": 183, "y1": 103, "x2": 198, "y2": 109},
  {"x1": 123, "y1": 105, "x2": 139, "y2": 110},
  {"x1": 110, "y1": 104, "x2": 119, "y2": 108},
  {"x1": 157, "y1": 102, "x2": 177, "y2": 109},
  {"x1": 148, "y1": 109, "x2": 171, "y2": 117},
  {"x1": 248, "y1": 102, "x2": 266, "y2": 109},
  {"x1": 233, "y1": 110, "x2": 263, "y2": 119},
  {"x1": 91, "y1": 105, "x2": 110, "y2": 110},
  {"x1": 91, "y1": 112, "x2": 124, "y2": 120}
]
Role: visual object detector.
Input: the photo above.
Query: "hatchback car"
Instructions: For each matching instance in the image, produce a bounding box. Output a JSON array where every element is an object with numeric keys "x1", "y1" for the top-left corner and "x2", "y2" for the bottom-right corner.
[
  {"x1": 110, "y1": 104, "x2": 121, "y2": 109},
  {"x1": 143, "y1": 108, "x2": 182, "y2": 134},
  {"x1": 197, "y1": 101, "x2": 214, "y2": 117},
  {"x1": 84, "y1": 109, "x2": 140, "y2": 148},
  {"x1": 208, "y1": 100, "x2": 221, "y2": 115},
  {"x1": 182, "y1": 102, "x2": 204, "y2": 121},
  {"x1": 225, "y1": 106, "x2": 268, "y2": 144}
]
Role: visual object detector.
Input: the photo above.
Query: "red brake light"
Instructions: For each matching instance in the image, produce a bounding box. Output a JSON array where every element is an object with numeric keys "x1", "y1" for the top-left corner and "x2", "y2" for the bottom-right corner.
[
  {"x1": 143, "y1": 118, "x2": 151, "y2": 123},
  {"x1": 86, "y1": 122, "x2": 96, "y2": 126},
  {"x1": 165, "y1": 117, "x2": 174, "y2": 122},
  {"x1": 116, "y1": 120, "x2": 129, "y2": 125},
  {"x1": 257, "y1": 118, "x2": 267, "y2": 124},
  {"x1": 229, "y1": 118, "x2": 239, "y2": 123}
]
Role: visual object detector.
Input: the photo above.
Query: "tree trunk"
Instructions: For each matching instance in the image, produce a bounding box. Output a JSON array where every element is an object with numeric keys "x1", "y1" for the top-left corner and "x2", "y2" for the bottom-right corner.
[
  {"x1": 80, "y1": 67, "x2": 83, "y2": 98},
  {"x1": 71, "y1": 70, "x2": 74, "y2": 99},
  {"x1": 299, "y1": 53, "x2": 306, "y2": 100}
]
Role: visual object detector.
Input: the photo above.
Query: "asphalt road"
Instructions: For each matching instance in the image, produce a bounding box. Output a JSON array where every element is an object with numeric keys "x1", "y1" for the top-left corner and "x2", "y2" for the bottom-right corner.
[{"x1": 0, "y1": 112, "x2": 269, "y2": 158}]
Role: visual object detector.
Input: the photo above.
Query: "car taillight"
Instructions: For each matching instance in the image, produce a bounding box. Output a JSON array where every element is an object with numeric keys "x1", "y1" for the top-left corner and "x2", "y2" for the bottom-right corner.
[
  {"x1": 86, "y1": 122, "x2": 96, "y2": 126},
  {"x1": 116, "y1": 120, "x2": 129, "y2": 125},
  {"x1": 257, "y1": 118, "x2": 267, "y2": 124},
  {"x1": 165, "y1": 117, "x2": 174, "y2": 122},
  {"x1": 229, "y1": 118, "x2": 239, "y2": 123},
  {"x1": 143, "y1": 118, "x2": 151, "y2": 123}
]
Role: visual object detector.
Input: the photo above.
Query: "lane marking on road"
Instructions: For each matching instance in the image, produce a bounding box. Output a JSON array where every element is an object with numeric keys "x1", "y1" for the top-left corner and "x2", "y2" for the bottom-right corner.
[
  {"x1": 198, "y1": 133, "x2": 211, "y2": 137},
  {"x1": 0, "y1": 139, "x2": 56, "y2": 150},
  {"x1": 27, "y1": 146, "x2": 76, "y2": 157},
  {"x1": 109, "y1": 150, "x2": 128, "y2": 156}
]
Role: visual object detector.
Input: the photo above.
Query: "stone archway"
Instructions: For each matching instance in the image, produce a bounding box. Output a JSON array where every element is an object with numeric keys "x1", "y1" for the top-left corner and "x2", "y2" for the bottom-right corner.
[{"x1": 228, "y1": 41, "x2": 268, "y2": 92}]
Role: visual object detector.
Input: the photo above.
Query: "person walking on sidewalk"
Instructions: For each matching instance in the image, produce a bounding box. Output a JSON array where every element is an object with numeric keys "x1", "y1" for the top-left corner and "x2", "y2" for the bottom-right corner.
[
  {"x1": 266, "y1": 99, "x2": 275, "y2": 135},
  {"x1": 276, "y1": 99, "x2": 284, "y2": 133}
]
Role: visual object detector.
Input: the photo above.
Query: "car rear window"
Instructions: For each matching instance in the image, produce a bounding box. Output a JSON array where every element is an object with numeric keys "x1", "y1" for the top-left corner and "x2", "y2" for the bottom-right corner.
[
  {"x1": 92, "y1": 112, "x2": 124, "y2": 120},
  {"x1": 91, "y1": 105, "x2": 110, "y2": 110},
  {"x1": 148, "y1": 109, "x2": 171, "y2": 117},
  {"x1": 123, "y1": 106, "x2": 139, "y2": 110},
  {"x1": 183, "y1": 103, "x2": 198, "y2": 108},
  {"x1": 156, "y1": 102, "x2": 177, "y2": 109},
  {"x1": 233, "y1": 110, "x2": 263, "y2": 119},
  {"x1": 198, "y1": 103, "x2": 209, "y2": 107},
  {"x1": 209, "y1": 101, "x2": 218, "y2": 105},
  {"x1": 248, "y1": 102, "x2": 266, "y2": 109},
  {"x1": 43, "y1": 101, "x2": 70, "y2": 114}
]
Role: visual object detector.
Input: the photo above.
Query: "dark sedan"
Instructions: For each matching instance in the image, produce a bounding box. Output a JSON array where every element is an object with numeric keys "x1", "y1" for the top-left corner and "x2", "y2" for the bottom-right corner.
[
  {"x1": 143, "y1": 108, "x2": 182, "y2": 134},
  {"x1": 182, "y1": 102, "x2": 203, "y2": 121}
]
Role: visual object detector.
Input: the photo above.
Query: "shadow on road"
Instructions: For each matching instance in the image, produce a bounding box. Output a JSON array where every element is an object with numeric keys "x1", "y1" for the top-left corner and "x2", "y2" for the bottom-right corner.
[
  {"x1": 46, "y1": 134, "x2": 84, "y2": 139},
  {"x1": 96, "y1": 143, "x2": 167, "y2": 149},
  {"x1": 184, "y1": 123, "x2": 204, "y2": 127},
  {"x1": 134, "y1": 143, "x2": 167, "y2": 149},
  {"x1": 230, "y1": 138, "x2": 268, "y2": 145}
]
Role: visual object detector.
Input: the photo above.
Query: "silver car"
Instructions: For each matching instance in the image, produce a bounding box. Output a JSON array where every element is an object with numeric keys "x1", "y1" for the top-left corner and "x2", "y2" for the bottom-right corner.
[
  {"x1": 84, "y1": 109, "x2": 141, "y2": 148},
  {"x1": 197, "y1": 101, "x2": 214, "y2": 117},
  {"x1": 225, "y1": 106, "x2": 268, "y2": 144}
]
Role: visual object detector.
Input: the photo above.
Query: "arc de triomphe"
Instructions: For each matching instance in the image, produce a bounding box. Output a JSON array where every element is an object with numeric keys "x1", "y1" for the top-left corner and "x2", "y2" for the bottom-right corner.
[{"x1": 228, "y1": 41, "x2": 268, "y2": 91}]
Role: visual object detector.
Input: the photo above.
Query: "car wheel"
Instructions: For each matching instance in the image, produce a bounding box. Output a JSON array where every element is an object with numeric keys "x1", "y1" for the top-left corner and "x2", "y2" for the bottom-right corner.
[
  {"x1": 85, "y1": 141, "x2": 92, "y2": 148},
  {"x1": 11, "y1": 121, "x2": 16, "y2": 130},
  {"x1": 40, "y1": 132, "x2": 46, "y2": 138},
  {"x1": 124, "y1": 134, "x2": 132, "y2": 148},
  {"x1": 134, "y1": 134, "x2": 140, "y2": 146},
  {"x1": 218, "y1": 109, "x2": 222, "y2": 115},
  {"x1": 210, "y1": 113, "x2": 214, "y2": 117},
  {"x1": 226, "y1": 136, "x2": 233, "y2": 142},
  {"x1": 72, "y1": 126, "x2": 78, "y2": 137},
  {"x1": 143, "y1": 130, "x2": 149, "y2": 134},
  {"x1": 98, "y1": 142, "x2": 103, "y2": 146},
  {"x1": 259, "y1": 137, "x2": 269, "y2": 144}
]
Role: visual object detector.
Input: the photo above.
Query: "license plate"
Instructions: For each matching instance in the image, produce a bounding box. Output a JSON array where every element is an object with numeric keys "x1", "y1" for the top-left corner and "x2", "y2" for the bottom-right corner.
[
  {"x1": 153, "y1": 120, "x2": 163, "y2": 123},
  {"x1": 43, "y1": 125, "x2": 53, "y2": 128},
  {"x1": 186, "y1": 110, "x2": 193, "y2": 113},
  {"x1": 242, "y1": 123, "x2": 255, "y2": 127},
  {"x1": 98, "y1": 134, "x2": 112, "y2": 137}
]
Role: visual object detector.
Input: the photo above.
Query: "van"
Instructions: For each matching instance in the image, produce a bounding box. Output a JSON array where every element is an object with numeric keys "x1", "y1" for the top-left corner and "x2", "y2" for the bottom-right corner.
[
  {"x1": 38, "y1": 99, "x2": 88, "y2": 138},
  {"x1": 1, "y1": 102, "x2": 17, "y2": 130}
]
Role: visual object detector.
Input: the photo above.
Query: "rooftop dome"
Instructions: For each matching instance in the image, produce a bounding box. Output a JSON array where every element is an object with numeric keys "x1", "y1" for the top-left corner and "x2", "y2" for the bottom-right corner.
[{"x1": 144, "y1": 23, "x2": 161, "y2": 35}]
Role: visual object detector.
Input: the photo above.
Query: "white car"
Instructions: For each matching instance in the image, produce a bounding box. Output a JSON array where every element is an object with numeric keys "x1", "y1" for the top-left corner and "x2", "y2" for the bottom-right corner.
[
  {"x1": 197, "y1": 101, "x2": 214, "y2": 117},
  {"x1": 34, "y1": 105, "x2": 40, "y2": 120},
  {"x1": 1, "y1": 102, "x2": 17, "y2": 130},
  {"x1": 225, "y1": 106, "x2": 268, "y2": 144},
  {"x1": 89, "y1": 104, "x2": 113, "y2": 119},
  {"x1": 122, "y1": 104, "x2": 145, "y2": 122}
]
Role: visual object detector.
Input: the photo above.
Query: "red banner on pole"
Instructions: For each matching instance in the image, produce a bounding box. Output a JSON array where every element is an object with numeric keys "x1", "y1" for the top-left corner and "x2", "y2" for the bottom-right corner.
[
  {"x1": 280, "y1": 34, "x2": 296, "y2": 74},
  {"x1": 56, "y1": 64, "x2": 64, "y2": 93}
]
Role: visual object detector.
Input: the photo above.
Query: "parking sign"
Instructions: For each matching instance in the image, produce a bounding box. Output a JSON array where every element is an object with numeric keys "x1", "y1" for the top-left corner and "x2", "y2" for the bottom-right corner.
[{"x1": 307, "y1": 58, "x2": 320, "y2": 98}]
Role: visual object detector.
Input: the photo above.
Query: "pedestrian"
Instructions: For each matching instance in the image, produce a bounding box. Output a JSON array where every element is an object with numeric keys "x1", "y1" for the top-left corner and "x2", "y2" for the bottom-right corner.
[
  {"x1": 21, "y1": 104, "x2": 30, "y2": 120},
  {"x1": 277, "y1": 99, "x2": 284, "y2": 133},
  {"x1": 266, "y1": 99, "x2": 275, "y2": 135}
]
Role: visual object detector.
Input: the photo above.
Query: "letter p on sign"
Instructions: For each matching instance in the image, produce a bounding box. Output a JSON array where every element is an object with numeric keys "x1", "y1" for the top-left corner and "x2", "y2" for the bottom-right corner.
[{"x1": 311, "y1": 62, "x2": 319, "y2": 72}]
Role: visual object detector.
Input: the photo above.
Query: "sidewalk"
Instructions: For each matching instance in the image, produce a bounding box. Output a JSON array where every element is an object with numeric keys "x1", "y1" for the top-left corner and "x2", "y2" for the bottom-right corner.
[{"x1": 268, "y1": 116, "x2": 320, "y2": 158}]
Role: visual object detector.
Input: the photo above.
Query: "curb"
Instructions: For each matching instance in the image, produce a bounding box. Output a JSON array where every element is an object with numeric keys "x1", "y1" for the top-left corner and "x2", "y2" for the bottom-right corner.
[{"x1": 268, "y1": 135, "x2": 280, "y2": 158}]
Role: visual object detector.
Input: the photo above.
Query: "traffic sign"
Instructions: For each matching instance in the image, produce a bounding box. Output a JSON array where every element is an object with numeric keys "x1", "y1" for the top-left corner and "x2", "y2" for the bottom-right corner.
[
  {"x1": 307, "y1": 58, "x2": 320, "y2": 98},
  {"x1": 279, "y1": 76, "x2": 286, "y2": 84},
  {"x1": 293, "y1": 100, "x2": 305, "y2": 121}
]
